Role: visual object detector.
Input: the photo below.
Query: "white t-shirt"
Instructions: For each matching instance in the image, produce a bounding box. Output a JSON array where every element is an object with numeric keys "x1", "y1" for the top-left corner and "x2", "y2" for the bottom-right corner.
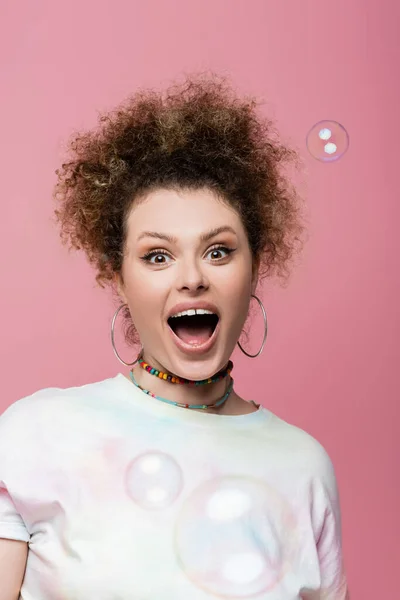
[{"x1": 0, "y1": 373, "x2": 349, "y2": 599}]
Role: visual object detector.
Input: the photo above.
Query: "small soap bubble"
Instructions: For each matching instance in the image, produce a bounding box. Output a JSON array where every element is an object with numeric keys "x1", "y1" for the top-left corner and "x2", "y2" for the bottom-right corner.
[
  {"x1": 173, "y1": 476, "x2": 299, "y2": 598},
  {"x1": 125, "y1": 450, "x2": 183, "y2": 510},
  {"x1": 307, "y1": 120, "x2": 349, "y2": 162}
]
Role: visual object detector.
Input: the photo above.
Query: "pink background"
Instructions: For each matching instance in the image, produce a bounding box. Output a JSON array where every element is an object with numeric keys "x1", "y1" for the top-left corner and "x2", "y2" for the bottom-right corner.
[{"x1": 1, "y1": 1, "x2": 398, "y2": 597}]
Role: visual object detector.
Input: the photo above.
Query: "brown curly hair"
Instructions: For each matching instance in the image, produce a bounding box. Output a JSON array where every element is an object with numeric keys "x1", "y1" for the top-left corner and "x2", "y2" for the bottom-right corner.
[{"x1": 52, "y1": 72, "x2": 307, "y2": 347}]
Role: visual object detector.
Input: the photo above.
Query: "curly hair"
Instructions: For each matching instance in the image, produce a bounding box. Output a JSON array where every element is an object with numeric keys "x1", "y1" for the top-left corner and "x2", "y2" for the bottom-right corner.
[{"x1": 52, "y1": 72, "x2": 308, "y2": 347}]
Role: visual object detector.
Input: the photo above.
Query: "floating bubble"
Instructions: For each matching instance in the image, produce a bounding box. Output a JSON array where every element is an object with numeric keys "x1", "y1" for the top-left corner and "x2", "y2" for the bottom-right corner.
[
  {"x1": 306, "y1": 120, "x2": 349, "y2": 162},
  {"x1": 174, "y1": 475, "x2": 299, "y2": 598},
  {"x1": 125, "y1": 450, "x2": 183, "y2": 510}
]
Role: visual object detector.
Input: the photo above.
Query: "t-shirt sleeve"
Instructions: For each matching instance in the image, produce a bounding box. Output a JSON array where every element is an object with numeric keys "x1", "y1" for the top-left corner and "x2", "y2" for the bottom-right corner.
[
  {"x1": 0, "y1": 482, "x2": 30, "y2": 542},
  {"x1": 0, "y1": 402, "x2": 30, "y2": 542},
  {"x1": 311, "y1": 443, "x2": 350, "y2": 600}
]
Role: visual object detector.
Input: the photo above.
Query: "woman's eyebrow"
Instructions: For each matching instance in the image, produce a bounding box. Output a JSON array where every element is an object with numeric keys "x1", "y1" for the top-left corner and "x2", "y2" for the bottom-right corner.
[{"x1": 137, "y1": 226, "x2": 237, "y2": 243}]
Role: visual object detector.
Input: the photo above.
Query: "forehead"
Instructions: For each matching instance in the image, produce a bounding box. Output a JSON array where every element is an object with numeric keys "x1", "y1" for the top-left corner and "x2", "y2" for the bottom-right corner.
[{"x1": 126, "y1": 188, "x2": 243, "y2": 239}]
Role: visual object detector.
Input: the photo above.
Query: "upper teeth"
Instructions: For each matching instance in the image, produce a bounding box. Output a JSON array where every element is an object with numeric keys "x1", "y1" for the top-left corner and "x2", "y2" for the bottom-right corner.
[{"x1": 170, "y1": 308, "x2": 215, "y2": 318}]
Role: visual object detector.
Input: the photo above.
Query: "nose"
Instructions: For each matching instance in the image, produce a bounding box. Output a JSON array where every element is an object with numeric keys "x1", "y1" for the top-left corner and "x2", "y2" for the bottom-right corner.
[{"x1": 175, "y1": 257, "x2": 209, "y2": 292}]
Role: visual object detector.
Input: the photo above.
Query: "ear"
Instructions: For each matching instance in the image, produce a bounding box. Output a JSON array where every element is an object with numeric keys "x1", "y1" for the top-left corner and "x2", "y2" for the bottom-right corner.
[
  {"x1": 251, "y1": 257, "x2": 260, "y2": 295},
  {"x1": 114, "y1": 273, "x2": 128, "y2": 305}
]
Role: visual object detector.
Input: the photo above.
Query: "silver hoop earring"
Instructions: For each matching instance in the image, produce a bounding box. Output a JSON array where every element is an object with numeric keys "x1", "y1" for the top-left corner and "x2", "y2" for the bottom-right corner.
[
  {"x1": 237, "y1": 294, "x2": 268, "y2": 358},
  {"x1": 111, "y1": 303, "x2": 143, "y2": 366}
]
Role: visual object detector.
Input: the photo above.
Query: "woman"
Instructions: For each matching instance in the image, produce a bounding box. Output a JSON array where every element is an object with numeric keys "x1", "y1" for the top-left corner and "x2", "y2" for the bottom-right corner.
[{"x1": 0, "y1": 73, "x2": 349, "y2": 599}]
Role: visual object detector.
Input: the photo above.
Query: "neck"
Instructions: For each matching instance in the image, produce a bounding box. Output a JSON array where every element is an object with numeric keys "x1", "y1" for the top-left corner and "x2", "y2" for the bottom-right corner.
[{"x1": 130, "y1": 353, "x2": 236, "y2": 413}]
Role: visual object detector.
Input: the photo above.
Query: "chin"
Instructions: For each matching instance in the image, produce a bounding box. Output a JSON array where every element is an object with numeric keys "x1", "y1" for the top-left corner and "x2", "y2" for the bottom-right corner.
[{"x1": 169, "y1": 356, "x2": 226, "y2": 381}]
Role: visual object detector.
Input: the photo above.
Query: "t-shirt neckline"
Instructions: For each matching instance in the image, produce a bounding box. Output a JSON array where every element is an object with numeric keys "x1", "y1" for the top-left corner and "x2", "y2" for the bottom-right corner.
[{"x1": 112, "y1": 373, "x2": 271, "y2": 429}]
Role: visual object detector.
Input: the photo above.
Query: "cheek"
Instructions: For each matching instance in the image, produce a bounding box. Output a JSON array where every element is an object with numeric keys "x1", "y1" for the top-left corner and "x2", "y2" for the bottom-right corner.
[
  {"x1": 215, "y1": 264, "x2": 252, "y2": 298},
  {"x1": 216, "y1": 272, "x2": 252, "y2": 325},
  {"x1": 125, "y1": 273, "x2": 168, "y2": 318}
]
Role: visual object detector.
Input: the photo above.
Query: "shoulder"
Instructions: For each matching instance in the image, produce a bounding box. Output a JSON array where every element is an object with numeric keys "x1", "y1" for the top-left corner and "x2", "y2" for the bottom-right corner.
[
  {"x1": 265, "y1": 410, "x2": 338, "y2": 489},
  {"x1": 0, "y1": 376, "x2": 115, "y2": 443}
]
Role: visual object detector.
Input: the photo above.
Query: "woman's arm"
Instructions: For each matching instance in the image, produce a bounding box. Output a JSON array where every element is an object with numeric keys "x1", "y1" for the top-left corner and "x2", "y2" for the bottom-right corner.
[{"x1": 0, "y1": 538, "x2": 28, "y2": 600}]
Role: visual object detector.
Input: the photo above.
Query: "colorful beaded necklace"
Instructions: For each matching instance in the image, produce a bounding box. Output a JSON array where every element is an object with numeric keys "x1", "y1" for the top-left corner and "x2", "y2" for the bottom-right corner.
[
  {"x1": 136, "y1": 356, "x2": 233, "y2": 385},
  {"x1": 128, "y1": 354, "x2": 234, "y2": 410},
  {"x1": 129, "y1": 371, "x2": 234, "y2": 410}
]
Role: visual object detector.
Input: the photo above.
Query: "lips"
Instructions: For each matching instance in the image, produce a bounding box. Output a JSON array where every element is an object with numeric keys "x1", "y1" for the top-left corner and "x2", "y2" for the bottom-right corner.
[
  {"x1": 166, "y1": 301, "x2": 220, "y2": 320},
  {"x1": 165, "y1": 300, "x2": 221, "y2": 355}
]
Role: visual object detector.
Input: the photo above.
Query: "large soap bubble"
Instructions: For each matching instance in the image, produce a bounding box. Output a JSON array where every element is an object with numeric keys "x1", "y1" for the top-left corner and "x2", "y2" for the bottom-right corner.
[{"x1": 173, "y1": 475, "x2": 299, "y2": 597}]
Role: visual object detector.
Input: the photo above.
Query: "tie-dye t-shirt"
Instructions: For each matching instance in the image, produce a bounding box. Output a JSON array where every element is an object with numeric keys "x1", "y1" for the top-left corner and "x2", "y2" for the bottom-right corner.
[{"x1": 0, "y1": 373, "x2": 349, "y2": 600}]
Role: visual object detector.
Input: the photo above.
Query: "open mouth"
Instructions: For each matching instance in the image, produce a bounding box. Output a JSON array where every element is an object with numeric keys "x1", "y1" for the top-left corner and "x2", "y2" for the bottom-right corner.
[{"x1": 167, "y1": 313, "x2": 219, "y2": 346}]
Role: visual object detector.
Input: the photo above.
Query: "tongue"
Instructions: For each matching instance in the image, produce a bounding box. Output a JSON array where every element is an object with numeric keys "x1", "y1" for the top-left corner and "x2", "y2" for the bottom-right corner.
[{"x1": 173, "y1": 320, "x2": 214, "y2": 345}]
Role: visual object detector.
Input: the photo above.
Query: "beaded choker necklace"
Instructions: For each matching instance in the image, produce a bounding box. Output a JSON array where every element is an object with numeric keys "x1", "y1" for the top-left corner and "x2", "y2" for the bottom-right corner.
[{"x1": 136, "y1": 356, "x2": 233, "y2": 385}]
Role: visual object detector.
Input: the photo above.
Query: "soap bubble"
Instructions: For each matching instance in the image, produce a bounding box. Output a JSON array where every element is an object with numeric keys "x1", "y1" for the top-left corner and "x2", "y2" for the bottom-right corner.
[
  {"x1": 307, "y1": 120, "x2": 349, "y2": 162},
  {"x1": 125, "y1": 450, "x2": 184, "y2": 510},
  {"x1": 173, "y1": 475, "x2": 299, "y2": 598}
]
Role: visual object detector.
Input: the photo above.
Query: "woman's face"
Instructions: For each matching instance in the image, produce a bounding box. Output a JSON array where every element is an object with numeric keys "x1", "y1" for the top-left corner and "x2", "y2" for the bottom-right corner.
[{"x1": 116, "y1": 187, "x2": 259, "y2": 381}]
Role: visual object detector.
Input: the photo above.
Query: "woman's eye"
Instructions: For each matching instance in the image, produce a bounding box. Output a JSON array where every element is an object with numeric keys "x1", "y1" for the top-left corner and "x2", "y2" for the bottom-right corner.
[
  {"x1": 206, "y1": 246, "x2": 234, "y2": 261},
  {"x1": 141, "y1": 251, "x2": 171, "y2": 264}
]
